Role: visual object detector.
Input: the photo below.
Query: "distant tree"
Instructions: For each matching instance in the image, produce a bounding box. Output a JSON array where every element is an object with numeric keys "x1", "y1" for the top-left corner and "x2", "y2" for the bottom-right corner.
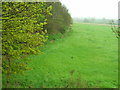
[
  {"x1": 83, "y1": 18, "x2": 89, "y2": 23},
  {"x1": 91, "y1": 17, "x2": 95, "y2": 23},
  {"x1": 45, "y1": 2, "x2": 73, "y2": 34}
]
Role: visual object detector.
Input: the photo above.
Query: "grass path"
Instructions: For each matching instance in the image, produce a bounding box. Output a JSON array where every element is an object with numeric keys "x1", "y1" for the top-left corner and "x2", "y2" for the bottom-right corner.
[{"x1": 7, "y1": 23, "x2": 118, "y2": 88}]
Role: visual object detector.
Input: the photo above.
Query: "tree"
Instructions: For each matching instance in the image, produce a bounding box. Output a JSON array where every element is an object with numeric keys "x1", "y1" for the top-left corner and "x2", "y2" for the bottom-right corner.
[
  {"x1": 2, "y1": 2, "x2": 52, "y2": 84},
  {"x1": 45, "y1": 2, "x2": 72, "y2": 34}
]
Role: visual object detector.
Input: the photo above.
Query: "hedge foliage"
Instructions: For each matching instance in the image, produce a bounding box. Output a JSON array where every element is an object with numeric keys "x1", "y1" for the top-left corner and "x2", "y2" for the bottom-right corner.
[
  {"x1": 2, "y1": 1, "x2": 72, "y2": 82},
  {"x1": 2, "y1": 2, "x2": 52, "y2": 77},
  {"x1": 45, "y1": 2, "x2": 73, "y2": 34}
]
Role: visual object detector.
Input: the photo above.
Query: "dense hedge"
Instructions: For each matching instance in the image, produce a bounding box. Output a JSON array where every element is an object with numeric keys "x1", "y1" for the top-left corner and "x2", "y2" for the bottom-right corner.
[
  {"x1": 2, "y1": 2, "x2": 72, "y2": 84},
  {"x1": 2, "y1": 2, "x2": 52, "y2": 78},
  {"x1": 45, "y1": 2, "x2": 72, "y2": 34}
]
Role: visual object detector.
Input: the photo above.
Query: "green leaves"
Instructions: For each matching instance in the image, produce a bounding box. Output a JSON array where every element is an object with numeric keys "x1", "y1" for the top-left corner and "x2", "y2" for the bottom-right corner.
[
  {"x1": 45, "y1": 2, "x2": 72, "y2": 34},
  {"x1": 2, "y1": 2, "x2": 51, "y2": 77}
]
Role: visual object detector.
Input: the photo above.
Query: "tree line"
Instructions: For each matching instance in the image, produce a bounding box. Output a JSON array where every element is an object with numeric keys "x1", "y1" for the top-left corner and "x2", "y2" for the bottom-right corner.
[
  {"x1": 2, "y1": 2, "x2": 72, "y2": 84},
  {"x1": 73, "y1": 17, "x2": 118, "y2": 25}
]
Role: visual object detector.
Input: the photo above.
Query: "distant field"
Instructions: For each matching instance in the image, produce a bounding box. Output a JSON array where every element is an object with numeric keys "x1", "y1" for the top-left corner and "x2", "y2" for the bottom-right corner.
[
  {"x1": 3, "y1": 23, "x2": 118, "y2": 88},
  {"x1": 79, "y1": 23, "x2": 111, "y2": 26},
  {"x1": 79, "y1": 22, "x2": 119, "y2": 27}
]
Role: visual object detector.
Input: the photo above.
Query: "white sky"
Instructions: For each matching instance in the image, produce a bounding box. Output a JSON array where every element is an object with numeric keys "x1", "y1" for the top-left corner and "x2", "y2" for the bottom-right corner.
[{"x1": 59, "y1": 0, "x2": 119, "y2": 19}]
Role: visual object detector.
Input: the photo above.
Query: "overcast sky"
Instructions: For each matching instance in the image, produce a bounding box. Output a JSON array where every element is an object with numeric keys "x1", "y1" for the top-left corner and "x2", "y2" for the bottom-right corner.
[{"x1": 59, "y1": 0, "x2": 119, "y2": 19}]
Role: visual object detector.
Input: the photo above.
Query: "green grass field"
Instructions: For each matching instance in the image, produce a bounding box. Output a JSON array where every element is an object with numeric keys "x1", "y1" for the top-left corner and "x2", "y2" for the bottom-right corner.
[{"x1": 3, "y1": 23, "x2": 118, "y2": 88}]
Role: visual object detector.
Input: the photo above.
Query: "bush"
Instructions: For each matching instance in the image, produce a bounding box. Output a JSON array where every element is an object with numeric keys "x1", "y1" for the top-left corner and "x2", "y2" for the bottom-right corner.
[{"x1": 2, "y1": 2, "x2": 52, "y2": 82}]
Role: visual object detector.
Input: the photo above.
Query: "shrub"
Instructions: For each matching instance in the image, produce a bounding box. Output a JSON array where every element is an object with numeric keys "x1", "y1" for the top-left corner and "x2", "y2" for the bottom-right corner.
[{"x1": 2, "y1": 2, "x2": 52, "y2": 83}]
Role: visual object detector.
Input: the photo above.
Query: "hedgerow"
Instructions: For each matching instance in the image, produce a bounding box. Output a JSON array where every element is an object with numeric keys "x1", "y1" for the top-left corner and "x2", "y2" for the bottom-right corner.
[
  {"x1": 45, "y1": 2, "x2": 73, "y2": 34},
  {"x1": 2, "y1": 2, "x2": 73, "y2": 87},
  {"x1": 2, "y1": 2, "x2": 52, "y2": 81}
]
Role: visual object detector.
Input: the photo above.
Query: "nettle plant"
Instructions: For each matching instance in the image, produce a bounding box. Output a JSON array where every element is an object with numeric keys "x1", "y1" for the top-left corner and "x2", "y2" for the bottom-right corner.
[{"x1": 2, "y1": 2, "x2": 52, "y2": 81}]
